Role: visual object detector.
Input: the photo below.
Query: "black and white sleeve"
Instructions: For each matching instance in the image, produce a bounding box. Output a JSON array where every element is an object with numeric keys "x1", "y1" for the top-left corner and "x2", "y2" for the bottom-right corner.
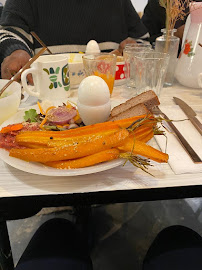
[{"x1": 0, "y1": 0, "x2": 35, "y2": 63}]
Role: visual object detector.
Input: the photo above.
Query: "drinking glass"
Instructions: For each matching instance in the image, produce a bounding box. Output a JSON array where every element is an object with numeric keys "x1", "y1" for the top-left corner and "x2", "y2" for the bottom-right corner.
[
  {"x1": 123, "y1": 44, "x2": 152, "y2": 88},
  {"x1": 132, "y1": 51, "x2": 169, "y2": 96},
  {"x1": 82, "y1": 53, "x2": 117, "y2": 96},
  {"x1": 125, "y1": 43, "x2": 152, "y2": 50}
]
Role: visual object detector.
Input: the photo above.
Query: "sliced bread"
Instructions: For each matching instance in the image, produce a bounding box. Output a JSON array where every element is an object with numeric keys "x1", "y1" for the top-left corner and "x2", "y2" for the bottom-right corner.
[
  {"x1": 108, "y1": 103, "x2": 150, "y2": 121},
  {"x1": 111, "y1": 90, "x2": 160, "y2": 117}
]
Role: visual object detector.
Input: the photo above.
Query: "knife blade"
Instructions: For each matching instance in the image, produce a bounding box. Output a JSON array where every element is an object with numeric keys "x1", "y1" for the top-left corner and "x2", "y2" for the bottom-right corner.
[
  {"x1": 152, "y1": 106, "x2": 202, "y2": 163},
  {"x1": 173, "y1": 97, "x2": 202, "y2": 136}
]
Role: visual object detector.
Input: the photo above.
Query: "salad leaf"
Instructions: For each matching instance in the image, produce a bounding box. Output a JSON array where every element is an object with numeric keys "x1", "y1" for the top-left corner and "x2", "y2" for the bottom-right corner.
[{"x1": 24, "y1": 109, "x2": 38, "y2": 122}]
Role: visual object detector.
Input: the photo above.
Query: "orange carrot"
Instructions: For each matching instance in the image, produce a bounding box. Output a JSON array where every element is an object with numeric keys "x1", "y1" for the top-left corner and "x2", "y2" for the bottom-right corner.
[
  {"x1": 118, "y1": 140, "x2": 168, "y2": 163},
  {"x1": 45, "y1": 149, "x2": 120, "y2": 169},
  {"x1": 138, "y1": 131, "x2": 154, "y2": 143},
  {"x1": 16, "y1": 115, "x2": 156, "y2": 138},
  {"x1": 15, "y1": 125, "x2": 122, "y2": 147},
  {"x1": 133, "y1": 130, "x2": 154, "y2": 143},
  {"x1": 0, "y1": 123, "x2": 24, "y2": 134},
  {"x1": 10, "y1": 128, "x2": 129, "y2": 162},
  {"x1": 39, "y1": 117, "x2": 47, "y2": 129},
  {"x1": 37, "y1": 101, "x2": 45, "y2": 115}
]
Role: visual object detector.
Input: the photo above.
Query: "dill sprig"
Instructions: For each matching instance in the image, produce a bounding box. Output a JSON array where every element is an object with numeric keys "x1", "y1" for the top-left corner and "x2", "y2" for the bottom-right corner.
[{"x1": 120, "y1": 153, "x2": 153, "y2": 176}]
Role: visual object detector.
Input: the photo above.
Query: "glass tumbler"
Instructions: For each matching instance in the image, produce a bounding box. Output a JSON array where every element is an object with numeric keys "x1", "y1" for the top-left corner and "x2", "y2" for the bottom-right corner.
[
  {"x1": 82, "y1": 53, "x2": 117, "y2": 96},
  {"x1": 132, "y1": 51, "x2": 169, "y2": 96},
  {"x1": 123, "y1": 44, "x2": 152, "y2": 88}
]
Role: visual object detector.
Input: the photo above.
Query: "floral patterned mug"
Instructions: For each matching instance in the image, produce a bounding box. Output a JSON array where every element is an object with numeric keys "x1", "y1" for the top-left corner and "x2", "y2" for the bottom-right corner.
[{"x1": 21, "y1": 55, "x2": 70, "y2": 101}]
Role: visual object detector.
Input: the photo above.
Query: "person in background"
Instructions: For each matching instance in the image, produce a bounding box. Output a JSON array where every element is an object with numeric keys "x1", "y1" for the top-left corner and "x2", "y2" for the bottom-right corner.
[
  {"x1": 0, "y1": 0, "x2": 148, "y2": 80},
  {"x1": 141, "y1": 0, "x2": 189, "y2": 44}
]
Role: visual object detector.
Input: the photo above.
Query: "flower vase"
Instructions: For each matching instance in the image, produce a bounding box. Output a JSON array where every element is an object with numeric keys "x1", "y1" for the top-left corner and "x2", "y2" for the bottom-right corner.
[{"x1": 175, "y1": 2, "x2": 202, "y2": 88}]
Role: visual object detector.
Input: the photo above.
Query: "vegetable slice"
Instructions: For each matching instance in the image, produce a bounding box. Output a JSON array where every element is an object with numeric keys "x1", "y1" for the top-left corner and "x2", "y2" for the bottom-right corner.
[
  {"x1": 0, "y1": 124, "x2": 24, "y2": 134},
  {"x1": 9, "y1": 128, "x2": 129, "y2": 162},
  {"x1": 45, "y1": 149, "x2": 120, "y2": 169},
  {"x1": 118, "y1": 140, "x2": 169, "y2": 163}
]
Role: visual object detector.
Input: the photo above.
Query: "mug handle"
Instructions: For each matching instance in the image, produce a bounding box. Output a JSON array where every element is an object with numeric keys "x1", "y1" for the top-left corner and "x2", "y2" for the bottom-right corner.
[
  {"x1": 198, "y1": 73, "x2": 202, "y2": 88},
  {"x1": 21, "y1": 68, "x2": 40, "y2": 98}
]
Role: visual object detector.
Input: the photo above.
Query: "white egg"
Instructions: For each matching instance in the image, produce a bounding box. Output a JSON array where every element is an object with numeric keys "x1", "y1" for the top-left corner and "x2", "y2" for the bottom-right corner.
[
  {"x1": 85, "y1": 40, "x2": 100, "y2": 54},
  {"x1": 77, "y1": 100, "x2": 111, "y2": 126},
  {"x1": 77, "y1": 76, "x2": 111, "y2": 125},
  {"x1": 78, "y1": 76, "x2": 110, "y2": 106}
]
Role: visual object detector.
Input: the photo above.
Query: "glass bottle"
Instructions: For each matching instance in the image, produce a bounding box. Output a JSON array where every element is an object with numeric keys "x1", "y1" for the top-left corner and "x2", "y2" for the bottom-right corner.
[{"x1": 155, "y1": 29, "x2": 180, "y2": 87}]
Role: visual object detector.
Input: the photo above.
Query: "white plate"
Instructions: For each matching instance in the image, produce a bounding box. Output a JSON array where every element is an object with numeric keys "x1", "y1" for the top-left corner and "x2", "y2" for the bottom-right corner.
[{"x1": 0, "y1": 107, "x2": 124, "y2": 176}]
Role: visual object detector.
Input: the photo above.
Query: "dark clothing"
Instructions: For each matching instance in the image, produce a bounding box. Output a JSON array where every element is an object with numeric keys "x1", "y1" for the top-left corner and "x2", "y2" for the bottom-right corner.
[
  {"x1": 15, "y1": 218, "x2": 93, "y2": 270},
  {"x1": 142, "y1": 0, "x2": 189, "y2": 43},
  {"x1": 14, "y1": 219, "x2": 202, "y2": 270},
  {"x1": 0, "y1": 6, "x2": 3, "y2": 18},
  {"x1": 0, "y1": 0, "x2": 148, "y2": 63},
  {"x1": 143, "y1": 225, "x2": 202, "y2": 270}
]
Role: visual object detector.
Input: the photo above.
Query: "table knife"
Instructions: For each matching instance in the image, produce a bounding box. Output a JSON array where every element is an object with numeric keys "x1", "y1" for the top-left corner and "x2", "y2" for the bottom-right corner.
[
  {"x1": 152, "y1": 106, "x2": 202, "y2": 163},
  {"x1": 173, "y1": 97, "x2": 202, "y2": 136}
]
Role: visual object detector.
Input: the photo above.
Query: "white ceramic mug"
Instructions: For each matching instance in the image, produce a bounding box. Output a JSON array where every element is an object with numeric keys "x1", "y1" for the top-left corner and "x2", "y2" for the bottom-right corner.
[{"x1": 21, "y1": 55, "x2": 70, "y2": 101}]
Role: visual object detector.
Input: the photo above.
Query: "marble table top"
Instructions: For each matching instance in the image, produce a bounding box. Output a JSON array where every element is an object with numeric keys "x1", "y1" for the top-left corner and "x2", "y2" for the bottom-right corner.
[{"x1": 0, "y1": 82, "x2": 201, "y2": 202}]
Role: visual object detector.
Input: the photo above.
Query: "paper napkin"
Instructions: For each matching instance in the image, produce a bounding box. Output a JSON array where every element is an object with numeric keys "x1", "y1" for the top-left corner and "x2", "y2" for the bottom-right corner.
[{"x1": 155, "y1": 105, "x2": 202, "y2": 174}]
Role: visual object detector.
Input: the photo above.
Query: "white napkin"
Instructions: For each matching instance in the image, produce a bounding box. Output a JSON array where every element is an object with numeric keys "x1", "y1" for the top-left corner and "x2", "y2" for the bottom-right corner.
[{"x1": 155, "y1": 105, "x2": 202, "y2": 174}]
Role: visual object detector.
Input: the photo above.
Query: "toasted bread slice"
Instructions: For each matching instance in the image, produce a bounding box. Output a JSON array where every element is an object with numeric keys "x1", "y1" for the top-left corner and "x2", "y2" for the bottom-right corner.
[
  {"x1": 109, "y1": 103, "x2": 150, "y2": 121},
  {"x1": 111, "y1": 90, "x2": 159, "y2": 117}
]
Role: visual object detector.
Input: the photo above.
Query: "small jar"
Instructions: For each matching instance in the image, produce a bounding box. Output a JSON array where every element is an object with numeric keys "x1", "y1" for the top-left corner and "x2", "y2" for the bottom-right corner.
[{"x1": 155, "y1": 29, "x2": 180, "y2": 87}]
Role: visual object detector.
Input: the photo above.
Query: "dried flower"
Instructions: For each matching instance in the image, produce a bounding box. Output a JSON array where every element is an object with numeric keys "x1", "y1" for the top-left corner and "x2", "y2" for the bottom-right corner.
[
  {"x1": 159, "y1": 0, "x2": 191, "y2": 31},
  {"x1": 159, "y1": 0, "x2": 192, "y2": 52}
]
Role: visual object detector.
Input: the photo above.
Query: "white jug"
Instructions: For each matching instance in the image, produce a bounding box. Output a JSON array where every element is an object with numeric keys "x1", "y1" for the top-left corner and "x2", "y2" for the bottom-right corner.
[{"x1": 175, "y1": 2, "x2": 202, "y2": 88}]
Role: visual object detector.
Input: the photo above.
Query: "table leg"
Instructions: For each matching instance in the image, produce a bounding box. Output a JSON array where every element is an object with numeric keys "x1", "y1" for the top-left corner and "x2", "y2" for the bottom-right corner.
[{"x1": 0, "y1": 220, "x2": 14, "y2": 270}]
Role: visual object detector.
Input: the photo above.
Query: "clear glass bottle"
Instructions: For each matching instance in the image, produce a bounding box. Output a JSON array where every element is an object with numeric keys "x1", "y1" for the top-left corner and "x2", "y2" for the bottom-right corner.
[{"x1": 155, "y1": 29, "x2": 180, "y2": 87}]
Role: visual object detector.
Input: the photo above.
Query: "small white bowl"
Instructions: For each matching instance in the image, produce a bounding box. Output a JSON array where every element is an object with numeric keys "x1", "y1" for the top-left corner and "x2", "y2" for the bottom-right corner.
[{"x1": 0, "y1": 80, "x2": 21, "y2": 125}]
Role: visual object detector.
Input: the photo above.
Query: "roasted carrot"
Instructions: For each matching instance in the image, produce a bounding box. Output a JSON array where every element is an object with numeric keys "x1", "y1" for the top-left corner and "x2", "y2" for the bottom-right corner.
[
  {"x1": 118, "y1": 140, "x2": 168, "y2": 163},
  {"x1": 45, "y1": 149, "x2": 120, "y2": 169},
  {"x1": 15, "y1": 124, "x2": 122, "y2": 147},
  {"x1": 10, "y1": 128, "x2": 129, "y2": 162},
  {"x1": 133, "y1": 130, "x2": 154, "y2": 143},
  {"x1": 139, "y1": 131, "x2": 154, "y2": 143},
  {"x1": 0, "y1": 123, "x2": 24, "y2": 134},
  {"x1": 16, "y1": 114, "x2": 156, "y2": 138}
]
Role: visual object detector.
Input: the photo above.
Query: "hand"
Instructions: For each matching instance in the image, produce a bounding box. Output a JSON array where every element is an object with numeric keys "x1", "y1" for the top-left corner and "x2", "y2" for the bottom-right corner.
[
  {"x1": 118, "y1": 37, "x2": 136, "y2": 55},
  {"x1": 1, "y1": 50, "x2": 32, "y2": 83},
  {"x1": 110, "y1": 49, "x2": 122, "y2": 56}
]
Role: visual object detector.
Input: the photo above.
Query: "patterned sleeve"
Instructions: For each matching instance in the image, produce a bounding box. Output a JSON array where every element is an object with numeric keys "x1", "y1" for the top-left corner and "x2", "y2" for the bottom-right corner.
[{"x1": 0, "y1": 0, "x2": 35, "y2": 64}]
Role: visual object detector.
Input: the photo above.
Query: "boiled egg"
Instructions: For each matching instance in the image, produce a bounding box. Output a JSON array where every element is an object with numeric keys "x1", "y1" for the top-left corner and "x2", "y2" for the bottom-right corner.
[
  {"x1": 85, "y1": 40, "x2": 100, "y2": 54},
  {"x1": 77, "y1": 76, "x2": 111, "y2": 125}
]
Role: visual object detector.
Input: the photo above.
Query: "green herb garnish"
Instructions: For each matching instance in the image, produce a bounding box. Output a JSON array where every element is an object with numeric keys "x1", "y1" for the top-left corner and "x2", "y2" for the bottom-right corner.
[{"x1": 24, "y1": 109, "x2": 38, "y2": 122}]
